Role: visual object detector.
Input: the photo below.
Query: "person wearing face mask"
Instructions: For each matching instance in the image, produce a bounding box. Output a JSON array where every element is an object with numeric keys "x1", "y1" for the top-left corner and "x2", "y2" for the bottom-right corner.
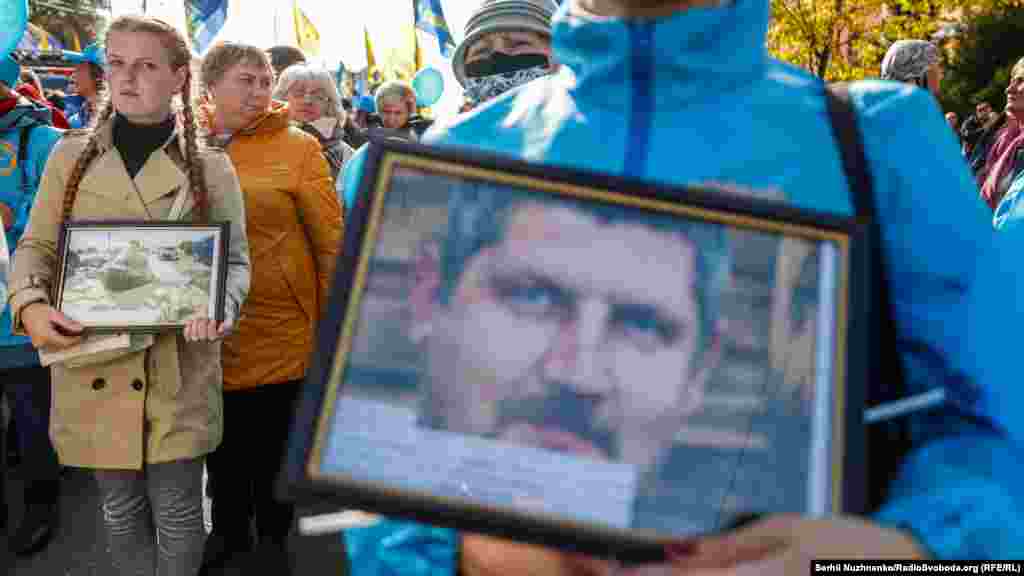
[
  {"x1": 334, "y1": 0, "x2": 558, "y2": 214},
  {"x1": 453, "y1": 0, "x2": 558, "y2": 110}
]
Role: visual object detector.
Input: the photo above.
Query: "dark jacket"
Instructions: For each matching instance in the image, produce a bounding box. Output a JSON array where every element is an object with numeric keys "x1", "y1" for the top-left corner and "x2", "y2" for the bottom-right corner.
[{"x1": 969, "y1": 113, "x2": 1008, "y2": 179}]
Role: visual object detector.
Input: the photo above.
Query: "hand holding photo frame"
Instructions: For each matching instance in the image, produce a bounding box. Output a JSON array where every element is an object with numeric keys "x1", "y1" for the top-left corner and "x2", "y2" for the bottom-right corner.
[
  {"x1": 282, "y1": 139, "x2": 870, "y2": 561},
  {"x1": 54, "y1": 221, "x2": 230, "y2": 333}
]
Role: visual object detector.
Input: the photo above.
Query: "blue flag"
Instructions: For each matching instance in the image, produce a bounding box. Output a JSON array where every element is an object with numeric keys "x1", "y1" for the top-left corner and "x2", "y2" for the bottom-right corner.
[
  {"x1": 186, "y1": 0, "x2": 228, "y2": 56},
  {"x1": 414, "y1": 0, "x2": 455, "y2": 58}
]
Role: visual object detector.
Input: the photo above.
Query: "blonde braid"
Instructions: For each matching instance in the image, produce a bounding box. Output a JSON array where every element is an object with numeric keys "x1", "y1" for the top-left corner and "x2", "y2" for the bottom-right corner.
[
  {"x1": 179, "y1": 68, "x2": 210, "y2": 222},
  {"x1": 60, "y1": 99, "x2": 116, "y2": 222}
]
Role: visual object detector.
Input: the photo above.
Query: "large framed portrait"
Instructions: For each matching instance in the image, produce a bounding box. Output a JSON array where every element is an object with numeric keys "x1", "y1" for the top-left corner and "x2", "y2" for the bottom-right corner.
[
  {"x1": 282, "y1": 139, "x2": 870, "y2": 560},
  {"x1": 55, "y1": 221, "x2": 230, "y2": 333}
]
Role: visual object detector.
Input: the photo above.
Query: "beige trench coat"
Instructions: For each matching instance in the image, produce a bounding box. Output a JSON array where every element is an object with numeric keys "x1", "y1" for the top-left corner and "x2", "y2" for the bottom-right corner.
[{"x1": 8, "y1": 117, "x2": 250, "y2": 470}]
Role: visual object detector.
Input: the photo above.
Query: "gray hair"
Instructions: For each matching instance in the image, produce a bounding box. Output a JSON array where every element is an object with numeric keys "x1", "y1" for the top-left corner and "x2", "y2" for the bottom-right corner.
[
  {"x1": 374, "y1": 80, "x2": 417, "y2": 114},
  {"x1": 881, "y1": 40, "x2": 940, "y2": 85},
  {"x1": 273, "y1": 64, "x2": 344, "y2": 122}
]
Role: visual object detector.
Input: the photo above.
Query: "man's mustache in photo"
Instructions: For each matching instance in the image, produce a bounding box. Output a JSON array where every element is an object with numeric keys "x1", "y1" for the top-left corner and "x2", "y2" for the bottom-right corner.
[{"x1": 494, "y1": 383, "x2": 617, "y2": 460}]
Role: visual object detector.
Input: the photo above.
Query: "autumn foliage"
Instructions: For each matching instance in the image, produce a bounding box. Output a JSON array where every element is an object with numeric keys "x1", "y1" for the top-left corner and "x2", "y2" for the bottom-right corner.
[{"x1": 767, "y1": 0, "x2": 1016, "y2": 82}]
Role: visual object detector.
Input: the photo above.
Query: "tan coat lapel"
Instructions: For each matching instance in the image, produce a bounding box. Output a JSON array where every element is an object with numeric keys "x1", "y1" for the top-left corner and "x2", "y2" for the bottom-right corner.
[{"x1": 77, "y1": 117, "x2": 192, "y2": 219}]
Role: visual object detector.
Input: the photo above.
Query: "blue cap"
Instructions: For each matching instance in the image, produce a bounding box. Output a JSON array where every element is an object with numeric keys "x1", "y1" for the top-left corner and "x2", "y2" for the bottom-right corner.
[
  {"x1": 62, "y1": 42, "x2": 105, "y2": 67},
  {"x1": 356, "y1": 95, "x2": 376, "y2": 113},
  {"x1": 0, "y1": 55, "x2": 19, "y2": 89}
]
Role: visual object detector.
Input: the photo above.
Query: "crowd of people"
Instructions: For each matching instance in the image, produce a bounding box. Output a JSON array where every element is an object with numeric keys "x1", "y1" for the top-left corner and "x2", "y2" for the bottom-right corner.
[{"x1": 1, "y1": 0, "x2": 1024, "y2": 574}]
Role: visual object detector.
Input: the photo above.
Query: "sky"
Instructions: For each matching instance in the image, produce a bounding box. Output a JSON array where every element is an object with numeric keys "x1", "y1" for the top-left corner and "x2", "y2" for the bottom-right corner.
[{"x1": 107, "y1": 0, "x2": 480, "y2": 116}]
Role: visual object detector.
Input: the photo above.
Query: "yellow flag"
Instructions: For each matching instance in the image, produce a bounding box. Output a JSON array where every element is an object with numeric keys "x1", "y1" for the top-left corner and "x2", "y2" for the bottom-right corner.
[
  {"x1": 71, "y1": 30, "x2": 82, "y2": 52},
  {"x1": 28, "y1": 24, "x2": 50, "y2": 51},
  {"x1": 365, "y1": 27, "x2": 381, "y2": 86},
  {"x1": 414, "y1": 30, "x2": 423, "y2": 73},
  {"x1": 293, "y1": 0, "x2": 320, "y2": 56}
]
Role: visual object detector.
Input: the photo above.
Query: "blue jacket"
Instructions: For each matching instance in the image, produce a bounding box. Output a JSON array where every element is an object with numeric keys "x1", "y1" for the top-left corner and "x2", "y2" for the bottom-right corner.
[
  {"x1": 0, "y1": 98, "x2": 62, "y2": 350},
  {"x1": 67, "y1": 101, "x2": 92, "y2": 129},
  {"x1": 340, "y1": 0, "x2": 1023, "y2": 568},
  {"x1": 994, "y1": 169, "x2": 1024, "y2": 230}
]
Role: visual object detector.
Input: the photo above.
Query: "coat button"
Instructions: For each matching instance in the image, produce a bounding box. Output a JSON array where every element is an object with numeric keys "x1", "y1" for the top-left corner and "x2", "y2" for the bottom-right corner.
[
  {"x1": 91, "y1": 378, "x2": 106, "y2": 391},
  {"x1": 132, "y1": 379, "x2": 144, "y2": 391}
]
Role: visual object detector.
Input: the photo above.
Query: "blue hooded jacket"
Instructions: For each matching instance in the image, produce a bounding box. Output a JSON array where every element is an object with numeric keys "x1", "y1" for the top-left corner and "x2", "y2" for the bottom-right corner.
[
  {"x1": 339, "y1": 0, "x2": 1024, "y2": 568},
  {"x1": 0, "y1": 97, "x2": 62, "y2": 354}
]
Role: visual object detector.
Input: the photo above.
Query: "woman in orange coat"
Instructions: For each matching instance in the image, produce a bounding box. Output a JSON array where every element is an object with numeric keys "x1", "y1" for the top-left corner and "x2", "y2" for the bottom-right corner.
[{"x1": 197, "y1": 42, "x2": 343, "y2": 573}]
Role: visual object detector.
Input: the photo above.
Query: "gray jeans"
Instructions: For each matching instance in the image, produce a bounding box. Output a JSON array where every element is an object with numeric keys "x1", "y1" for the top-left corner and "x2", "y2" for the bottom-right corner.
[{"x1": 94, "y1": 457, "x2": 206, "y2": 576}]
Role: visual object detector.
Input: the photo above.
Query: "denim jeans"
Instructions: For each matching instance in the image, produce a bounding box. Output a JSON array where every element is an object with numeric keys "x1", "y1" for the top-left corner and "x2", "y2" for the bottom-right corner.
[{"x1": 94, "y1": 457, "x2": 206, "y2": 576}]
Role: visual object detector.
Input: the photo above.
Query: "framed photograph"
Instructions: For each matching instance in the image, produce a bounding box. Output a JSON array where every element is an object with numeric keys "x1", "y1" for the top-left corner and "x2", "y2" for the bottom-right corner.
[
  {"x1": 282, "y1": 139, "x2": 870, "y2": 561},
  {"x1": 54, "y1": 221, "x2": 230, "y2": 333}
]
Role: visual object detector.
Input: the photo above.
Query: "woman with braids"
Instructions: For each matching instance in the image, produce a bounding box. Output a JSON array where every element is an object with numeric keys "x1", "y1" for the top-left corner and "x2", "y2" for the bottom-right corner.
[
  {"x1": 196, "y1": 43, "x2": 342, "y2": 574},
  {"x1": 7, "y1": 16, "x2": 250, "y2": 576}
]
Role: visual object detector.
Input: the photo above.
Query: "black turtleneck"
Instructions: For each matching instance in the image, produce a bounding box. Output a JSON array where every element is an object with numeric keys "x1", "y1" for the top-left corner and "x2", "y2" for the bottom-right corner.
[{"x1": 113, "y1": 113, "x2": 176, "y2": 179}]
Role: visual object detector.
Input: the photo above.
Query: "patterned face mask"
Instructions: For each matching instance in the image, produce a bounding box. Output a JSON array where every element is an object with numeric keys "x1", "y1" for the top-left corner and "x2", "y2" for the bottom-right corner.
[{"x1": 463, "y1": 65, "x2": 552, "y2": 106}]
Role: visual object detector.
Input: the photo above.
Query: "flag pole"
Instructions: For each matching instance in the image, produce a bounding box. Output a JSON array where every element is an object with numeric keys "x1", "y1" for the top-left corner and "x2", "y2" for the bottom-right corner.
[{"x1": 273, "y1": 2, "x2": 280, "y2": 46}]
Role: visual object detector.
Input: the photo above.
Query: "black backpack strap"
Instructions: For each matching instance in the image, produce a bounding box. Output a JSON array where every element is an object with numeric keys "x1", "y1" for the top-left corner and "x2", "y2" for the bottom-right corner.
[{"x1": 824, "y1": 82, "x2": 909, "y2": 511}]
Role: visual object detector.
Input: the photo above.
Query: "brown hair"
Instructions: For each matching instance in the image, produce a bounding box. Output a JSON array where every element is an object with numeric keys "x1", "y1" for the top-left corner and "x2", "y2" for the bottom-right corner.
[
  {"x1": 200, "y1": 42, "x2": 272, "y2": 90},
  {"x1": 61, "y1": 15, "x2": 210, "y2": 222}
]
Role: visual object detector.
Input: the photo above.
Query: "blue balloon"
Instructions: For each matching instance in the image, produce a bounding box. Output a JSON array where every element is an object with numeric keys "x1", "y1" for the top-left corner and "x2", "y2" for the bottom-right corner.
[
  {"x1": 0, "y1": 0, "x2": 28, "y2": 60},
  {"x1": 413, "y1": 67, "x2": 444, "y2": 108}
]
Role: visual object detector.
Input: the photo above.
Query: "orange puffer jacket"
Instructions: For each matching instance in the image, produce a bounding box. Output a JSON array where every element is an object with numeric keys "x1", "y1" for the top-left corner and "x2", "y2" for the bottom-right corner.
[{"x1": 217, "y1": 103, "x2": 343, "y2": 391}]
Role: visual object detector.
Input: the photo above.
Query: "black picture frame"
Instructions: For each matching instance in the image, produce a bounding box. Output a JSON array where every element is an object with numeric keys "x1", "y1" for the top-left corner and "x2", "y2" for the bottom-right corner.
[
  {"x1": 54, "y1": 221, "x2": 230, "y2": 334},
  {"x1": 281, "y1": 138, "x2": 870, "y2": 562}
]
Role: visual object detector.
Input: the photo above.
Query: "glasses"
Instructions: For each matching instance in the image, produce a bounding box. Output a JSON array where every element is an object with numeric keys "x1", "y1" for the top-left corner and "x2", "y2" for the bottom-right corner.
[{"x1": 290, "y1": 90, "x2": 329, "y2": 103}]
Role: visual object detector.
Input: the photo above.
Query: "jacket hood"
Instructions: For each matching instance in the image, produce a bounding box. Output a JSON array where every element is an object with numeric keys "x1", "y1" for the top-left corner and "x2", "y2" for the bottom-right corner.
[
  {"x1": 0, "y1": 97, "x2": 53, "y2": 132},
  {"x1": 238, "y1": 101, "x2": 291, "y2": 136},
  {"x1": 553, "y1": 0, "x2": 768, "y2": 109},
  {"x1": 199, "y1": 100, "x2": 292, "y2": 140}
]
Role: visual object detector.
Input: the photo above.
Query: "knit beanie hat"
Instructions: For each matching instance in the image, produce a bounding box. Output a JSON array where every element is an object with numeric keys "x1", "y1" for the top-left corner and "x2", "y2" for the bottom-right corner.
[
  {"x1": 880, "y1": 40, "x2": 940, "y2": 84},
  {"x1": 0, "y1": 55, "x2": 20, "y2": 90},
  {"x1": 452, "y1": 0, "x2": 558, "y2": 87}
]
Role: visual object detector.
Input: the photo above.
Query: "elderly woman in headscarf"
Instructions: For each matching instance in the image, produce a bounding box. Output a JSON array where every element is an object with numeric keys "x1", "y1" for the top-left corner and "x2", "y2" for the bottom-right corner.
[
  {"x1": 880, "y1": 39, "x2": 943, "y2": 97},
  {"x1": 985, "y1": 58, "x2": 1024, "y2": 215}
]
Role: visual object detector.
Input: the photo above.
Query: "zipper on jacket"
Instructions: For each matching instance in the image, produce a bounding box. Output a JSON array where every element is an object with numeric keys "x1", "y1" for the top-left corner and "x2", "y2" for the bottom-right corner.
[{"x1": 624, "y1": 22, "x2": 655, "y2": 180}]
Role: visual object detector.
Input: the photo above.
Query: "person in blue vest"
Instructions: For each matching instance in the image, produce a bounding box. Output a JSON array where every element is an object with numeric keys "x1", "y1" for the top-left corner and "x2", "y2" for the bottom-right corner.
[
  {"x1": 63, "y1": 43, "x2": 105, "y2": 129},
  {"x1": 339, "y1": 0, "x2": 1023, "y2": 572},
  {"x1": 0, "y1": 54, "x2": 63, "y2": 556}
]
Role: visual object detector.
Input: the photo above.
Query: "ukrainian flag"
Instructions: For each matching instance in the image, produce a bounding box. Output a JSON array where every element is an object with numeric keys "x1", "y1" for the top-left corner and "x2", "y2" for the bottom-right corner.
[
  {"x1": 185, "y1": 0, "x2": 228, "y2": 56},
  {"x1": 293, "y1": 0, "x2": 320, "y2": 56},
  {"x1": 414, "y1": 0, "x2": 455, "y2": 58}
]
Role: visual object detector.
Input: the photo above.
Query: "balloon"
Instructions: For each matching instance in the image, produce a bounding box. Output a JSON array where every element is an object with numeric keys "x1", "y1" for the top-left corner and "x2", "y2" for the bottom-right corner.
[
  {"x1": 0, "y1": 0, "x2": 28, "y2": 60},
  {"x1": 413, "y1": 67, "x2": 444, "y2": 108}
]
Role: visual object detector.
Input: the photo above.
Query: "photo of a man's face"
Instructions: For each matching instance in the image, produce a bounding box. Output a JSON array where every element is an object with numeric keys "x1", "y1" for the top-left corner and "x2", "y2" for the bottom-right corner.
[
  {"x1": 413, "y1": 197, "x2": 718, "y2": 478},
  {"x1": 319, "y1": 163, "x2": 842, "y2": 536}
]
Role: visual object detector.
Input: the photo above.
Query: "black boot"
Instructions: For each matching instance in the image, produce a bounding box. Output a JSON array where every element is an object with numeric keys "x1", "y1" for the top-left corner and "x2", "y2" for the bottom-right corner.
[{"x1": 9, "y1": 479, "x2": 58, "y2": 556}]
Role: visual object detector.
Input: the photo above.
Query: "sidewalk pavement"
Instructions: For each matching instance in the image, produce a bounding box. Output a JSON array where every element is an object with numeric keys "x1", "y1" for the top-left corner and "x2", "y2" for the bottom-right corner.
[{"x1": 4, "y1": 466, "x2": 350, "y2": 576}]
